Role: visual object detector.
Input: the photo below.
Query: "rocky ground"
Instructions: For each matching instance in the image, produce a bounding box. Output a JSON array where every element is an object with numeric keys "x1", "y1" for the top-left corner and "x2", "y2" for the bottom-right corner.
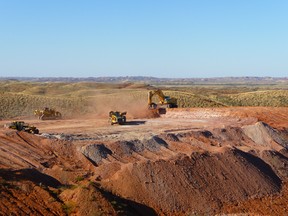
[{"x1": 0, "y1": 107, "x2": 288, "y2": 215}]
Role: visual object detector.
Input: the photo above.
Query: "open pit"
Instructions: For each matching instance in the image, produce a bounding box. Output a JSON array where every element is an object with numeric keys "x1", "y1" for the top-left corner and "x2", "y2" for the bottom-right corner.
[{"x1": 1, "y1": 107, "x2": 288, "y2": 215}]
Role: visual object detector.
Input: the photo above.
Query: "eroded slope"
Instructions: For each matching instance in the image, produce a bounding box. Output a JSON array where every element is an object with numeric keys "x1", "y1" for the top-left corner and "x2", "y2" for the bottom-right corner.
[{"x1": 0, "y1": 107, "x2": 288, "y2": 215}]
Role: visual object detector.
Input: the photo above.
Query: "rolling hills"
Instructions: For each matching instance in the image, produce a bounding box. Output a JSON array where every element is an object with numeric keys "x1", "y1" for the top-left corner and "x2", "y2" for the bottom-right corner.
[{"x1": 0, "y1": 80, "x2": 287, "y2": 119}]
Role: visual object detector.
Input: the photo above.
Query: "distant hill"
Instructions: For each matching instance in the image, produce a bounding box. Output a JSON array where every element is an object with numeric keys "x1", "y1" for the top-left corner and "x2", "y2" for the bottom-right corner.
[{"x1": 1, "y1": 76, "x2": 288, "y2": 85}]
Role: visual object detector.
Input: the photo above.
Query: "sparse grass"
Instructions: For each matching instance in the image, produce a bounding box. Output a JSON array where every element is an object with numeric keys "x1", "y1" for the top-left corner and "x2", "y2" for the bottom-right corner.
[
  {"x1": 110, "y1": 200, "x2": 127, "y2": 214},
  {"x1": 0, "y1": 81, "x2": 287, "y2": 119},
  {"x1": 211, "y1": 90, "x2": 288, "y2": 107},
  {"x1": 75, "y1": 176, "x2": 85, "y2": 182},
  {"x1": 62, "y1": 201, "x2": 76, "y2": 215},
  {"x1": 56, "y1": 184, "x2": 79, "y2": 193},
  {"x1": 0, "y1": 92, "x2": 89, "y2": 119}
]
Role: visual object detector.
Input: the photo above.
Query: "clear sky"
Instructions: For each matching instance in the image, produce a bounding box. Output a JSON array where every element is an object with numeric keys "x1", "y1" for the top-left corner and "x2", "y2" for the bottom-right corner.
[{"x1": 0, "y1": 0, "x2": 287, "y2": 78}]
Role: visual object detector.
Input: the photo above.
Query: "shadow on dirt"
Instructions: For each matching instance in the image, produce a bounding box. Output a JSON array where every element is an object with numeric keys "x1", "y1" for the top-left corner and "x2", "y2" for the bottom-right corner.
[
  {"x1": 125, "y1": 121, "x2": 146, "y2": 125},
  {"x1": 0, "y1": 168, "x2": 62, "y2": 188},
  {"x1": 235, "y1": 149, "x2": 282, "y2": 188},
  {"x1": 96, "y1": 185, "x2": 157, "y2": 216},
  {"x1": 81, "y1": 143, "x2": 112, "y2": 166}
]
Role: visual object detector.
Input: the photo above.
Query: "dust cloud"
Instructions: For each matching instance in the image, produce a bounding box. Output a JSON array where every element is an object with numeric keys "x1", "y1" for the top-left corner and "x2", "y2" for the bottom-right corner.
[{"x1": 88, "y1": 94, "x2": 158, "y2": 119}]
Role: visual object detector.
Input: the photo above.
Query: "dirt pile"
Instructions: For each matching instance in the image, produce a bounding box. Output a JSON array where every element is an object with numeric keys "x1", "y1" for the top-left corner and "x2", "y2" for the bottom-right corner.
[
  {"x1": 0, "y1": 107, "x2": 288, "y2": 215},
  {"x1": 101, "y1": 147, "x2": 282, "y2": 215},
  {"x1": 81, "y1": 143, "x2": 112, "y2": 165},
  {"x1": 0, "y1": 174, "x2": 64, "y2": 215},
  {"x1": 242, "y1": 121, "x2": 288, "y2": 150},
  {"x1": 222, "y1": 181, "x2": 288, "y2": 215}
]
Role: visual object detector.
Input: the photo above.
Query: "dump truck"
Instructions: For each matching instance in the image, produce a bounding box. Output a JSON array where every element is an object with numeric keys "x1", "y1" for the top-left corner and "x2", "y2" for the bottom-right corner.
[
  {"x1": 109, "y1": 111, "x2": 127, "y2": 125},
  {"x1": 4, "y1": 121, "x2": 39, "y2": 134}
]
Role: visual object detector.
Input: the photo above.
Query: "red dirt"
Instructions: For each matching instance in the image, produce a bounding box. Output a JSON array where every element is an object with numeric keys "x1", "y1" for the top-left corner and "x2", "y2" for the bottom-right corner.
[{"x1": 0, "y1": 107, "x2": 288, "y2": 215}]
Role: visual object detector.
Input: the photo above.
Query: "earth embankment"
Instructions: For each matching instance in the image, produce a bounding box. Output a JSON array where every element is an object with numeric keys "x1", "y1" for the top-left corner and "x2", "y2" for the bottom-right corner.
[{"x1": 0, "y1": 107, "x2": 288, "y2": 215}]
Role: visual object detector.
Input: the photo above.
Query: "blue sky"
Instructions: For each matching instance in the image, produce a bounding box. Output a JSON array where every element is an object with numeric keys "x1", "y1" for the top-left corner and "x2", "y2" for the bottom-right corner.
[{"x1": 0, "y1": 0, "x2": 287, "y2": 78}]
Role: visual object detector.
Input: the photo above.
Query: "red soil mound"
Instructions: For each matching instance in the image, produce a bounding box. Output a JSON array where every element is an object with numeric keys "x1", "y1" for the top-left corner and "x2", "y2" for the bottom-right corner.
[{"x1": 0, "y1": 107, "x2": 288, "y2": 215}]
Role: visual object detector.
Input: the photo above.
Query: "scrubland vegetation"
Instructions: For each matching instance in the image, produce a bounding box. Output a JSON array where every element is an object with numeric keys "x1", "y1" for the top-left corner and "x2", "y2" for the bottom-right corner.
[{"x1": 0, "y1": 80, "x2": 287, "y2": 119}]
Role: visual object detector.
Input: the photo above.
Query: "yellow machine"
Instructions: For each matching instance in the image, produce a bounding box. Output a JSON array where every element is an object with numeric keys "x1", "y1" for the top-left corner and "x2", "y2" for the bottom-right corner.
[
  {"x1": 4, "y1": 121, "x2": 39, "y2": 134},
  {"x1": 34, "y1": 107, "x2": 62, "y2": 120},
  {"x1": 148, "y1": 89, "x2": 178, "y2": 109},
  {"x1": 109, "y1": 111, "x2": 127, "y2": 125}
]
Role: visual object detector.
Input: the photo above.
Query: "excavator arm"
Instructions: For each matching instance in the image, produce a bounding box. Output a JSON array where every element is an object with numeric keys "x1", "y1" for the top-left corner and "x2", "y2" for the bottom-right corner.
[
  {"x1": 148, "y1": 90, "x2": 165, "y2": 106},
  {"x1": 148, "y1": 89, "x2": 177, "y2": 108}
]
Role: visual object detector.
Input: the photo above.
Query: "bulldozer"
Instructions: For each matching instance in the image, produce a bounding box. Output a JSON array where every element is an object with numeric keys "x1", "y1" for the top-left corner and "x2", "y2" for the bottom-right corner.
[
  {"x1": 109, "y1": 111, "x2": 127, "y2": 125},
  {"x1": 148, "y1": 89, "x2": 178, "y2": 109},
  {"x1": 4, "y1": 121, "x2": 39, "y2": 134},
  {"x1": 34, "y1": 107, "x2": 62, "y2": 120}
]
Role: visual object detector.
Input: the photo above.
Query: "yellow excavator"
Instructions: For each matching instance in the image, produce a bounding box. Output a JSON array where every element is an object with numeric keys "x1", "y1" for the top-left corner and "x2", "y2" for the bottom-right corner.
[{"x1": 148, "y1": 89, "x2": 178, "y2": 109}]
